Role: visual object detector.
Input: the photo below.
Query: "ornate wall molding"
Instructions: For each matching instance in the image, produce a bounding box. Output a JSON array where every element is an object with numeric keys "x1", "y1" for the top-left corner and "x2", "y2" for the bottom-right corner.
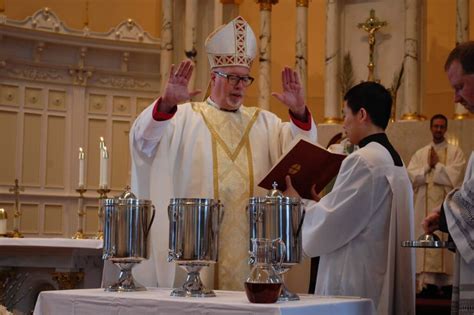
[{"x1": 0, "y1": 7, "x2": 160, "y2": 46}]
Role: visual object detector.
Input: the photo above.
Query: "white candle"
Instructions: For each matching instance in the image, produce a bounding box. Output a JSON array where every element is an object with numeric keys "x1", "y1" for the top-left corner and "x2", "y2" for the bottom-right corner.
[
  {"x1": 78, "y1": 147, "x2": 85, "y2": 188},
  {"x1": 102, "y1": 146, "x2": 109, "y2": 188},
  {"x1": 99, "y1": 137, "x2": 106, "y2": 189}
]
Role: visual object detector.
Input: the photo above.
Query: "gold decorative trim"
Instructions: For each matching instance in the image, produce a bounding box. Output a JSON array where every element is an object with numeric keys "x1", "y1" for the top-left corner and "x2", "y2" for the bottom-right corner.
[
  {"x1": 323, "y1": 117, "x2": 343, "y2": 124},
  {"x1": 52, "y1": 272, "x2": 84, "y2": 290},
  {"x1": 401, "y1": 113, "x2": 420, "y2": 121},
  {"x1": 453, "y1": 113, "x2": 469, "y2": 120},
  {"x1": 200, "y1": 108, "x2": 261, "y2": 162},
  {"x1": 212, "y1": 136, "x2": 219, "y2": 200},
  {"x1": 220, "y1": 0, "x2": 244, "y2": 4},
  {"x1": 196, "y1": 103, "x2": 261, "y2": 200},
  {"x1": 296, "y1": 0, "x2": 309, "y2": 7},
  {"x1": 256, "y1": 0, "x2": 278, "y2": 11},
  {"x1": 246, "y1": 141, "x2": 254, "y2": 198}
]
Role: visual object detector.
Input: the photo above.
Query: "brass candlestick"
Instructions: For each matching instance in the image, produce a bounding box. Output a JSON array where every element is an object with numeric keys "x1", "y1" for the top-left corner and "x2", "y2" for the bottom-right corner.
[
  {"x1": 95, "y1": 187, "x2": 110, "y2": 240},
  {"x1": 72, "y1": 188, "x2": 87, "y2": 239},
  {"x1": 357, "y1": 9, "x2": 387, "y2": 82},
  {"x1": 9, "y1": 179, "x2": 24, "y2": 238}
]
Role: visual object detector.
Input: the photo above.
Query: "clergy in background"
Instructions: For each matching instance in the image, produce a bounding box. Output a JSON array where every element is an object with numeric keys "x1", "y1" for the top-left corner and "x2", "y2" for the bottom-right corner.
[
  {"x1": 407, "y1": 114, "x2": 465, "y2": 296},
  {"x1": 128, "y1": 16, "x2": 317, "y2": 290},
  {"x1": 285, "y1": 81, "x2": 415, "y2": 315}
]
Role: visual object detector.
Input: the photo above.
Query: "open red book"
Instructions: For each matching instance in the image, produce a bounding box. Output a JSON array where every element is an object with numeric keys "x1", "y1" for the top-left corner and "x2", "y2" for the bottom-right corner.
[{"x1": 258, "y1": 137, "x2": 346, "y2": 199}]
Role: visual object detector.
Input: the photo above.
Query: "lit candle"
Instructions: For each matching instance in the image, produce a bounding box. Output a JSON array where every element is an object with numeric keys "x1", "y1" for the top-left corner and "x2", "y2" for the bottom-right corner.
[
  {"x1": 78, "y1": 147, "x2": 85, "y2": 188},
  {"x1": 101, "y1": 146, "x2": 109, "y2": 188},
  {"x1": 99, "y1": 137, "x2": 105, "y2": 188}
]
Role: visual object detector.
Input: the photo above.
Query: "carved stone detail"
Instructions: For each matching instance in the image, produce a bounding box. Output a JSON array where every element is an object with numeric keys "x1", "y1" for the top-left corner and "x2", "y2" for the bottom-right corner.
[
  {"x1": 68, "y1": 67, "x2": 93, "y2": 86},
  {"x1": 0, "y1": 8, "x2": 160, "y2": 45},
  {"x1": 51, "y1": 272, "x2": 84, "y2": 290},
  {"x1": 7, "y1": 67, "x2": 63, "y2": 81},
  {"x1": 96, "y1": 76, "x2": 151, "y2": 89}
]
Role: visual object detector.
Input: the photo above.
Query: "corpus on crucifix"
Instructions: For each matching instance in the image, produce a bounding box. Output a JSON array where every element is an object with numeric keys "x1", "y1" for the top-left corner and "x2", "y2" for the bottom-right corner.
[{"x1": 357, "y1": 9, "x2": 387, "y2": 81}]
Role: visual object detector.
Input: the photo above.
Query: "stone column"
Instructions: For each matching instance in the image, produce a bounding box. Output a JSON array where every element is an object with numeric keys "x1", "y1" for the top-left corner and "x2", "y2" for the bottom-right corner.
[
  {"x1": 454, "y1": 0, "x2": 469, "y2": 119},
  {"x1": 160, "y1": 0, "x2": 173, "y2": 92},
  {"x1": 401, "y1": 0, "x2": 421, "y2": 120},
  {"x1": 257, "y1": 0, "x2": 278, "y2": 110},
  {"x1": 295, "y1": 0, "x2": 309, "y2": 98},
  {"x1": 184, "y1": 0, "x2": 198, "y2": 92},
  {"x1": 214, "y1": 0, "x2": 223, "y2": 28},
  {"x1": 324, "y1": 0, "x2": 342, "y2": 123}
]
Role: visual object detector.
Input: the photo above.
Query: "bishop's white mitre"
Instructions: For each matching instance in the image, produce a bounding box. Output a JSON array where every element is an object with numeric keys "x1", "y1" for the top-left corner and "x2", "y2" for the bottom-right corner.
[{"x1": 205, "y1": 16, "x2": 257, "y2": 69}]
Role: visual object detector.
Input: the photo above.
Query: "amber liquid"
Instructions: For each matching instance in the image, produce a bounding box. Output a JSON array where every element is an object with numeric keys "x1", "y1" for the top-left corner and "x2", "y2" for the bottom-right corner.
[{"x1": 244, "y1": 282, "x2": 282, "y2": 303}]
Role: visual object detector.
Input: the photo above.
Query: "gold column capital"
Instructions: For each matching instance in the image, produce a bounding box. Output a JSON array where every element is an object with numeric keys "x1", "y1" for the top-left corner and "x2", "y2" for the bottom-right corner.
[
  {"x1": 220, "y1": 0, "x2": 244, "y2": 4},
  {"x1": 400, "y1": 112, "x2": 421, "y2": 121},
  {"x1": 296, "y1": 0, "x2": 310, "y2": 7},
  {"x1": 323, "y1": 117, "x2": 343, "y2": 124},
  {"x1": 453, "y1": 113, "x2": 470, "y2": 120},
  {"x1": 256, "y1": 0, "x2": 278, "y2": 11}
]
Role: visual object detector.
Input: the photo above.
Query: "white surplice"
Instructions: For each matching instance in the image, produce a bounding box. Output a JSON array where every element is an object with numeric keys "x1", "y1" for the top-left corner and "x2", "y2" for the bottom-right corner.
[
  {"x1": 444, "y1": 151, "x2": 474, "y2": 315},
  {"x1": 128, "y1": 98, "x2": 317, "y2": 289},
  {"x1": 302, "y1": 140, "x2": 415, "y2": 315},
  {"x1": 407, "y1": 141, "x2": 465, "y2": 290}
]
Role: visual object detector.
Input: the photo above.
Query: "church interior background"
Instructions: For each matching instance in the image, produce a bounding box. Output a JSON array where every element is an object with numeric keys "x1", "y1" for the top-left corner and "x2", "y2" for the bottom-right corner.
[{"x1": 0, "y1": 0, "x2": 473, "y2": 313}]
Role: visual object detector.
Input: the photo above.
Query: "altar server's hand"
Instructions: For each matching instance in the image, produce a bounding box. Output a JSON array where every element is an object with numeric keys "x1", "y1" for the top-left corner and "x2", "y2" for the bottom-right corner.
[
  {"x1": 310, "y1": 184, "x2": 321, "y2": 202},
  {"x1": 271, "y1": 67, "x2": 307, "y2": 121},
  {"x1": 160, "y1": 60, "x2": 202, "y2": 113},
  {"x1": 421, "y1": 205, "x2": 441, "y2": 234},
  {"x1": 283, "y1": 175, "x2": 301, "y2": 199}
]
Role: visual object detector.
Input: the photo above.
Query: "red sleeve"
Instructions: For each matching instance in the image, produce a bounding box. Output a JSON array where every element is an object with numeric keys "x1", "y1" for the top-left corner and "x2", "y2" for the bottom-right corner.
[
  {"x1": 152, "y1": 97, "x2": 177, "y2": 121},
  {"x1": 289, "y1": 107, "x2": 312, "y2": 131}
]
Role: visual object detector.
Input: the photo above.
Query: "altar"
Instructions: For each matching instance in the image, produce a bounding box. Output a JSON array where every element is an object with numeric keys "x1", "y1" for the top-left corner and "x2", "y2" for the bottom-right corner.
[
  {"x1": 33, "y1": 287, "x2": 375, "y2": 315},
  {"x1": 0, "y1": 238, "x2": 103, "y2": 314}
]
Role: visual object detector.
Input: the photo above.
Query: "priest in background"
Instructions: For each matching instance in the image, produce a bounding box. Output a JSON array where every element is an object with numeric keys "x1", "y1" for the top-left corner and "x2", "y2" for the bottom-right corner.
[
  {"x1": 407, "y1": 114, "x2": 465, "y2": 297},
  {"x1": 285, "y1": 81, "x2": 415, "y2": 315},
  {"x1": 423, "y1": 41, "x2": 474, "y2": 315},
  {"x1": 127, "y1": 16, "x2": 317, "y2": 291}
]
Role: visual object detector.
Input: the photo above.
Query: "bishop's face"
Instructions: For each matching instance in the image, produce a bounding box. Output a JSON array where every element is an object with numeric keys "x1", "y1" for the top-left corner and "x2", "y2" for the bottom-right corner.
[
  {"x1": 446, "y1": 60, "x2": 474, "y2": 113},
  {"x1": 210, "y1": 66, "x2": 252, "y2": 111},
  {"x1": 342, "y1": 101, "x2": 364, "y2": 145}
]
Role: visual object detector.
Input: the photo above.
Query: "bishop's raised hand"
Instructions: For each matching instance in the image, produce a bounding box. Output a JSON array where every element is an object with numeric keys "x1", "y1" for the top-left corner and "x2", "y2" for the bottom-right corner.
[
  {"x1": 271, "y1": 67, "x2": 307, "y2": 121},
  {"x1": 159, "y1": 60, "x2": 202, "y2": 113}
]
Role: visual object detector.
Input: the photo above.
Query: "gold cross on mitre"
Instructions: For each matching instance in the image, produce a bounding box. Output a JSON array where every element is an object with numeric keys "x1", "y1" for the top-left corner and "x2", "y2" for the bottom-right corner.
[{"x1": 357, "y1": 9, "x2": 387, "y2": 81}]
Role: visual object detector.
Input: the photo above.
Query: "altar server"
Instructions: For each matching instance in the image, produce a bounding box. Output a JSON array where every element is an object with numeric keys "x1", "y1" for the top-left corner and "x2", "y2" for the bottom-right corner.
[
  {"x1": 128, "y1": 16, "x2": 317, "y2": 290},
  {"x1": 286, "y1": 81, "x2": 415, "y2": 314}
]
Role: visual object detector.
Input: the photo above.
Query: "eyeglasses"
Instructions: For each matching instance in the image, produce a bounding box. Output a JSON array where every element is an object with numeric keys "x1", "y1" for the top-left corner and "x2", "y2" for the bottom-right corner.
[{"x1": 213, "y1": 71, "x2": 254, "y2": 87}]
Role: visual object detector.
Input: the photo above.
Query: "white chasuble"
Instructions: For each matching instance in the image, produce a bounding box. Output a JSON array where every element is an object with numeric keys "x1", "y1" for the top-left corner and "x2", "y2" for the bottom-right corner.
[
  {"x1": 196, "y1": 102, "x2": 259, "y2": 290},
  {"x1": 407, "y1": 141, "x2": 466, "y2": 290},
  {"x1": 127, "y1": 98, "x2": 317, "y2": 290}
]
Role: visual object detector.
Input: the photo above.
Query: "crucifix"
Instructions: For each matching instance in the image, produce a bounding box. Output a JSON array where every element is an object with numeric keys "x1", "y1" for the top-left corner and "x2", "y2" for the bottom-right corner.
[
  {"x1": 357, "y1": 9, "x2": 387, "y2": 81},
  {"x1": 9, "y1": 179, "x2": 25, "y2": 238}
]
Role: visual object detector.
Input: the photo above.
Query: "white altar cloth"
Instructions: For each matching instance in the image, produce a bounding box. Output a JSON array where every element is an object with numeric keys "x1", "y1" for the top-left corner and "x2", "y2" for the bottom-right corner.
[
  {"x1": 0, "y1": 237, "x2": 102, "y2": 249},
  {"x1": 34, "y1": 287, "x2": 375, "y2": 315}
]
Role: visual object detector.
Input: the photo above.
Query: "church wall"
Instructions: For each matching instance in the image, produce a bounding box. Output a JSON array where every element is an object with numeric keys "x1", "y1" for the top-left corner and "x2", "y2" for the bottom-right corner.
[
  {"x1": 1, "y1": 0, "x2": 473, "y2": 296},
  {"x1": 3, "y1": 0, "x2": 473, "y2": 120},
  {"x1": 2, "y1": 0, "x2": 162, "y2": 37}
]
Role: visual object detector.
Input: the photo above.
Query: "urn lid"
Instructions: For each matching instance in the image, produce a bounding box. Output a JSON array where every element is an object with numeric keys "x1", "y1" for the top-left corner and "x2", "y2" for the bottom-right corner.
[
  {"x1": 117, "y1": 186, "x2": 137, "y2": 200},
  {"x1": 401, "y1": 233, "x2": 455, "y2": 249},
  {"x1": 266, "y1": 181, "x2": 283, "y2": 198}
]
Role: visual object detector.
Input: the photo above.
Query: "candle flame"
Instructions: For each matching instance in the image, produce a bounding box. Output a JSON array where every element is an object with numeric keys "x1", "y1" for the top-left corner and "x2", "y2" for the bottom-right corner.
[{"x1": 79, "y1": 147, "x2": 85, "y2": 159}]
